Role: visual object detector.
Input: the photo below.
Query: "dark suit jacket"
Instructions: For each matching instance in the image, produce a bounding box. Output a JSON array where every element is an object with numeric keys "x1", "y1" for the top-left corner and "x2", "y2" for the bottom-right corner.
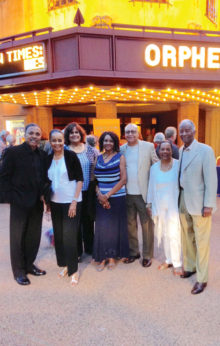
[{"x1": 0, "y1": 142, "x2": 48, "y2": 208}]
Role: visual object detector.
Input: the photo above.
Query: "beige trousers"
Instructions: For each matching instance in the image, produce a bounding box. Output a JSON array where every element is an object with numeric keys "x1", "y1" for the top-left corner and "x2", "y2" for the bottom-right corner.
[{"x1": 179, "y1": 190, "x2": 212, "y2": 283}]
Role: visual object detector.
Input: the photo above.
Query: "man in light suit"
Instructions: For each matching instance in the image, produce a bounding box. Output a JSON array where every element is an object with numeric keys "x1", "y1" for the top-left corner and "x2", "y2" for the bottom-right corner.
[
  {"x1": 121, "y1": 123, "x2": 158, "y2": 267},
  {"x1": 179, "y1": 119, "x2": 217, "y2": 294}
]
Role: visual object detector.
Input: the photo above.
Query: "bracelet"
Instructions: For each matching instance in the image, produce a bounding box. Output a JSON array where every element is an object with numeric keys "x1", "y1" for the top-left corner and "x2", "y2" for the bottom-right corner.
[{"x1": 106, "y1": 192, "x2": 110, "y2": 199}]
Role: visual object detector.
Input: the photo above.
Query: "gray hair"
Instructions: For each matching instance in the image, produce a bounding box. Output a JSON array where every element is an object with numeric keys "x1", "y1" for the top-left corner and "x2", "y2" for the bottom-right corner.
[
  {"x1": 0, "y1": 130, "x2": 7, "y2": 138},
  {"x1": 6, "y1": 134, "x2": 15, "y2": 145},
  {"x1": 124, "y1": 123, "x2": 138, "y2": 132},
  {"x1": 179, "y1": 119, "x2": 196, "y2": 131},
  {"x1": 165, "y1": 126, "x2": 177, "y2": 139},
  {"x1": 153, "y1": 132, "x2": 165, "y2": 143}
]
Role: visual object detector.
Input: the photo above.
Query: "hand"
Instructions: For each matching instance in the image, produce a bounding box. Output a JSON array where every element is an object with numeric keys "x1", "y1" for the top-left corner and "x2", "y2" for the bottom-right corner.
[
  {"x1": 98, "y1": 193, "x2": 108, "y2": 205},
  {"x1": 102, "y1": 201, "x2": 111, "y2": 209},
  {"x1": 68, "y1": 201, "x2": 77, "y2": 218},
  {"x1": 202, "y1": 207, "x2": 212, "y2": 217},
  {"x1": 146, "y1": 207, "x2": 152, "y2": 217}
]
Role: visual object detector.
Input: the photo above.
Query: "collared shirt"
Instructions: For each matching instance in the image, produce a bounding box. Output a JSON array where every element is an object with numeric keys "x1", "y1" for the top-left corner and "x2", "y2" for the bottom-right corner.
[{"x1": 179, "y1": 139, "x2": 196, "y2": 188}]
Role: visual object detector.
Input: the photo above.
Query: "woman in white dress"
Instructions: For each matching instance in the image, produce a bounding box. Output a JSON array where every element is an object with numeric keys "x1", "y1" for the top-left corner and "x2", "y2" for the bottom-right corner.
[{"x1": 147, "y1": 141, "x2": 183, "y2": 276}]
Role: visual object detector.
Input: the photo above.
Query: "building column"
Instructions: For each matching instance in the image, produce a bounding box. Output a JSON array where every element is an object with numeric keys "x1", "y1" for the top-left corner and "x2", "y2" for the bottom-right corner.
[
  {"x1": 24, "y1": 106, "x2": 53, "y2": 139},
  {"x1": 177, "y1": 103, "x2": 199, "y2": 146},
  {"x1": 96, "y1": 101, "x2": 117, "y2": 119},
  {"x1": 205, "y1": 108, "x2": 220, "y2": 157}
]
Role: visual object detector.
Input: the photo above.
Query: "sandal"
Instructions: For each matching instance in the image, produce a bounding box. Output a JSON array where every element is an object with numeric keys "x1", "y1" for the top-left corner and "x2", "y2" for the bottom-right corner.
[
  {"x1": 158, "y1": 263, "x2": 173, "y2": 270},
  {"x1": 173, "y1": 267, "x2": 183, "y2": 276},
  {"x1": 59, "y1": 267, "x2": 68, "y2": 278},
  {"x1": 96, "y1": 261, "x2": 106, "y2": 272},
  {"x1": 107, "y1": 260, "x2": 116, "y2": 270},
  {"x1": 70, "y1": 271, "x2": 79, "y2": 286}
]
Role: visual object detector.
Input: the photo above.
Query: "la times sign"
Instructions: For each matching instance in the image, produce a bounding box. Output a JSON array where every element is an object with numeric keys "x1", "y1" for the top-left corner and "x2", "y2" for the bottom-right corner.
[
  {"x1": 145, "y1": 43, "x2": 220, "y2": 69},
  {"x1": 0, "y1": 43, "x2": 47, "y2": 78}
]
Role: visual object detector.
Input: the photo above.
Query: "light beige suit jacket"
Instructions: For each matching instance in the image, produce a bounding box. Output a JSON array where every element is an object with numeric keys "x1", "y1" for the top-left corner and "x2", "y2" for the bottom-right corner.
[
  {"x1": 120, "y1": 140, "x2": 158, "y2": 203},
  {"x1": 179, "y1": 139, "x2": 217, "y2": 215}
]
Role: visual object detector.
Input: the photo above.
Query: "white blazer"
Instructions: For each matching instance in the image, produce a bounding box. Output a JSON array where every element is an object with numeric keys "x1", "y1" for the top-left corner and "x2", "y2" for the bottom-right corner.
[
  {"x1": 120, "y1": 140, "x2": 158, "y2": 203},
  {"x1": 179, "y1": 139, "x2": 217, "y2": 215}
]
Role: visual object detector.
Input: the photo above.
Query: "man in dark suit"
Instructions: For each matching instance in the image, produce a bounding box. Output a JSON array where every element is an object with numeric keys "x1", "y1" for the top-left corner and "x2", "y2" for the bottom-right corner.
[
  {"x1": 165, "y1": 126, "x2": 179, "y2": 159},
  {"x1": 0, "y1": 123, "x2": 48, "y2": 285}
]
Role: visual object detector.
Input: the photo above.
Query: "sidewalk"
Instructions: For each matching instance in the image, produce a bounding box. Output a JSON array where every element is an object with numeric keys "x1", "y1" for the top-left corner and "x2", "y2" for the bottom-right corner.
[{"x1": 0, "y1": 200, "x2": 220, "y2": 346}]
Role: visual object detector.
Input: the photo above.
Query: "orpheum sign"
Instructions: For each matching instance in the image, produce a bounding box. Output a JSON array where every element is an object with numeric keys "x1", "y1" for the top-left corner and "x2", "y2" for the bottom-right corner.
[
  {"x1": 145, "y1": 43, "x2": 220, "y2": 69},
  {"x1": 0, "y1": 43, "x2": 47, "y2": 78}
]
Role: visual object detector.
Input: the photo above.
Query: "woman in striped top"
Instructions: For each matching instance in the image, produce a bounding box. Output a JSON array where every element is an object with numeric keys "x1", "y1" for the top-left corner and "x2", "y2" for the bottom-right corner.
[{"x1": 93, "y1": 131, "x2": 129, "y2": 271}]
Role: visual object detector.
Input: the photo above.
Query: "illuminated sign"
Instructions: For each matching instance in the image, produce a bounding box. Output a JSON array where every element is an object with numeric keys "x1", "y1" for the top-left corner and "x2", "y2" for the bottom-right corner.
[
  {"x1": 145, "y1": 43, "x2": 220, "y2": 69},
  {"x1": 0, "y1": 43, "x2": 47, "y2": 78}
]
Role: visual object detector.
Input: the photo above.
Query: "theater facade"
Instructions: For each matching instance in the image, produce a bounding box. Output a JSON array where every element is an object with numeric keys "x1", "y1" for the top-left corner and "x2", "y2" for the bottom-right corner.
[{"x1": 0, "y1": 24, "x2": 220, "y2": 155}]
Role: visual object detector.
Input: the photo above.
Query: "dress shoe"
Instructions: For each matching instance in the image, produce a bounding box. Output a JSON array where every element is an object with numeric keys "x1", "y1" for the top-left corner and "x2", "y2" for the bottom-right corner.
[
  {"x1": 27, "y1": 265, "x2": 46, "y2": 276},
  {"x1": 15, "y1": 275, "x2": 30, "y2": 286},
  {"x1": 124, "y1": 254, "x2": 140, "y2": 264},
  {"x1": 191, "y1": 282, "x2": 207, "y2": 295},
  {"x1": 142, "y1": 258, "x2": 152, "y2": 268},
  {"x1": 180, "y1": 270, "x2": 196, "y2": 278}
]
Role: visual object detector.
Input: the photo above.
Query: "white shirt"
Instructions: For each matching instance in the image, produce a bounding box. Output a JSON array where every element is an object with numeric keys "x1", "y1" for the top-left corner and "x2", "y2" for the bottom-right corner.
[
  {"x1": 124, "y1": 144, "x2": 141, "y2": 195},
  {"x1": 48, "y1": 157, "x2": 82, "y2": 203}
]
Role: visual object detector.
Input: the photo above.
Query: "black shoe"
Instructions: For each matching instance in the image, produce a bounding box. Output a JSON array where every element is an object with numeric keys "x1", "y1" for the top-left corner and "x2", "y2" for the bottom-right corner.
[
  {"x1": 124, "y1": 254, "x2": 140, "y2": 264},
  {"x1": 191, "y1": 282, "x2": 207, "y2": 295},
  {"x1": 27, "y1": 265, "x2": 46, "y2": 276},
  {"x1": 180, "y1": 270, "x2": 196, "y2": 278},
  {"x1": 142, "y1": 258, "x2": 152, "y2": 268},
  {"x1": 15, "y1": 275, "x2": 30, "y2": 286}
]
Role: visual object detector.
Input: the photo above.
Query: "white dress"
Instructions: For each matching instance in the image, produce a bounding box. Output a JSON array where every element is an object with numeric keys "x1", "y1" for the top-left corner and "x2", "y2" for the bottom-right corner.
[{"x1": 147, "y1": 159, "x2": 182, "y2": 268}]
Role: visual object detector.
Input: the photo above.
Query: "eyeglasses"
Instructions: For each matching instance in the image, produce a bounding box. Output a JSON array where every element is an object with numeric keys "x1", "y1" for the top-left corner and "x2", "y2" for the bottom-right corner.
[{"x1": 125, "y1": 130, "x2": 137, "y2": 134}]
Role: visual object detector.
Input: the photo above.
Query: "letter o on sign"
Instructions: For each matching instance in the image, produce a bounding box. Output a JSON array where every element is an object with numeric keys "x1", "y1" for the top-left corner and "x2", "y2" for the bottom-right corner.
[{"x1": 145, "y1": 44, "x2": 161, "y2": 67}]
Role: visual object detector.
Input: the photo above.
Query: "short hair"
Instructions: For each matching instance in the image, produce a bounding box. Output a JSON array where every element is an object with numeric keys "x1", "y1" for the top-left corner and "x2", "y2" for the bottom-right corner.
[
  {"x1": 165, "y1": 126, "x2": 177, "y2": 139},
  {"x1": 99, "y1": 131, "x2": 120, "y2": 152},
  {"x1": 25, "y1": 123, "x2": 41, "y2": 133},
  {"x1": 49, "y1": 129, "x2": 64, "y2": 140},
  {"x1": 6, "y1": 134, "x2": 15, "y2": 145},
  {"x1": 86, "y1": 135, "x2": 97, "y2": 147},
  {"x1": 158, "y1": 140, "x2": 173, "y2": 151},
  {"x1": 64, "y1": 122, "x2": 86, "y2": 145},
  {"x1": 124, "y1": 123, "x2": 138, "y2": 133},
  {"x1": 179, "y1": 119, "x2": 196, "y2": 131},
  {"x1": 153, "y1": 132, "x2": 165, "y2": 143}
]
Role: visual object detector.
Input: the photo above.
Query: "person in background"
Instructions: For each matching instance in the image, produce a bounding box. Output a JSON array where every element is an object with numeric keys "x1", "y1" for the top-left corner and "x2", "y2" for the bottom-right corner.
[
  {"x1": 165, "y1": 126, "x2": 179, "y2": 159},
  {"x1": 47, "y1": 129, "x2": 83, "y2": 286},
  {"x1": 179, "y1": 119, "x2": 217, "y2": 294},
  {"x1": 0, "y1": 130, "x2": 9, "y2": 159},
  {"x1": 93, "y1": 131, "x2": 129, "y2": 271},
  {"x1": 6, "y1": 134, "x2": 16, "y2": 147},
  {"x1": 64, "y1": 122, "x2": 98, "y2": 258},
  {"x1": 86, "y1": 134, "x2": 99, "y2": 156},
  {"x1": 153, "y1": 132, "x2": 165, "y2": 158},
  {"x1": 121, "y1": 123, "x2": 158, "y2": 267},
  {"x1": 147, "y1": 141, "x2": 182, "y2": 276},
  {"x1": 0, "y1": 123, "x2": 48, "y2": 285}
]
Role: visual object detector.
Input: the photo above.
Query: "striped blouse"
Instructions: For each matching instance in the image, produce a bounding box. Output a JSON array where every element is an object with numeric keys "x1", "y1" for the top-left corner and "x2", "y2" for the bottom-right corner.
[{"x1": 94, "y1": 152, "x2": 126, "y2": 198}]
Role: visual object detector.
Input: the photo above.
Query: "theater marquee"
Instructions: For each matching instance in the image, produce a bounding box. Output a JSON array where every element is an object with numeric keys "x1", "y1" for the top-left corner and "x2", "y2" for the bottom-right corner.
[
  {"x1": 145, "y1": 43, "x2": 220, "y2": 69},
  {"x1": 0, "y1": 43, "x2": 47, "y2": 78}
]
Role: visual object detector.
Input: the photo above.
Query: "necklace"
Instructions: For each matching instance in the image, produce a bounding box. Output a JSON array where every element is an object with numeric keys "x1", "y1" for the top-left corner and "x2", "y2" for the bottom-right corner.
[
  {"x1": 103, "y1": 151, "x2": 114, "y2": 162},
  {"x1": 160, "y1": 159, "x2": 173, "y2": 172}
]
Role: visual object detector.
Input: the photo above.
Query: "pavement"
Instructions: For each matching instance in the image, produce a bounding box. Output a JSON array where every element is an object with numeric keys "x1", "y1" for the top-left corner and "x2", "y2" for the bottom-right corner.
[{"x1": 0, "y1": 200, "x2": 220, "y2": 346}]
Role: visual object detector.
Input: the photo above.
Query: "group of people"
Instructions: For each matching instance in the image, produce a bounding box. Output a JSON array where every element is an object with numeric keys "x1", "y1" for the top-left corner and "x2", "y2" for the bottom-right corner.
[{"x1": 0, "y1": 119, "x2": 217, "y2": 294}]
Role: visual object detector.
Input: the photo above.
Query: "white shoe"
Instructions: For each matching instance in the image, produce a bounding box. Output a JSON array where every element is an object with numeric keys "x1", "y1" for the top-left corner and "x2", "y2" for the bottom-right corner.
[
  {"x1": 70, "y1": 271, "x2": 79, "y2": 286},
  {"x1": 59, "y1": 267, "x2": 68, "y2": 278}
]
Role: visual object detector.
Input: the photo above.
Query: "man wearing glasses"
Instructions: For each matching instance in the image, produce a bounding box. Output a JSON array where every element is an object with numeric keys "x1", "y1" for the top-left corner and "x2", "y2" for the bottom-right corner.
[{"x1": 121, "y1": 123, "x2": 158, "y2": 267}]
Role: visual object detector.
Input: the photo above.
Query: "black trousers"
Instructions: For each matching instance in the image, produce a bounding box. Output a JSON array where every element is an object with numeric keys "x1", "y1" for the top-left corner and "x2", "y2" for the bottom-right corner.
[
  {"x1": 10, "y1": 201, "x2": 44, "y2": 278},
  {"x1": 50, "y1": 201, "x2": 81, "y2": 276},
  {"x1": 78, "y1": 190, "x2": 94, "y2": 256}
]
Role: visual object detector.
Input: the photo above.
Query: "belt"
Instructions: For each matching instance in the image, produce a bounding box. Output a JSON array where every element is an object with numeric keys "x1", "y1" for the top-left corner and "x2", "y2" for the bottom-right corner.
[{"x1": 180, "y1": 187, "x2": 184, "y2": 191}]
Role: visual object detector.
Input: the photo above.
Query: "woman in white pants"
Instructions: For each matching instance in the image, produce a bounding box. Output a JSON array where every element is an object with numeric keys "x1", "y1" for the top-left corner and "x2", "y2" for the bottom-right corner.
[{"x1": 147, "y1": 141, "x2": 182, "y2": 276}]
